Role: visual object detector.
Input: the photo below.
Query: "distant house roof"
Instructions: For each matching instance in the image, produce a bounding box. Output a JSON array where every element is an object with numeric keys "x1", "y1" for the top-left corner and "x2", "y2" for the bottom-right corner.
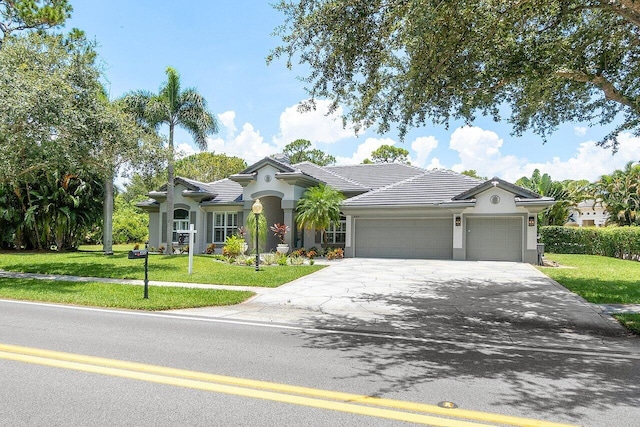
[{"x1": 342, "y1": 169, "x2": 483, "y2": 207}]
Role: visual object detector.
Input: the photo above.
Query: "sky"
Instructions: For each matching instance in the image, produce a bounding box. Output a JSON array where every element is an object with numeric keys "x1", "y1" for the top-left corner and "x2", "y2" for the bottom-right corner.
[{"x1": 65, "y1": 0, "x2": 640, "y2": 184}]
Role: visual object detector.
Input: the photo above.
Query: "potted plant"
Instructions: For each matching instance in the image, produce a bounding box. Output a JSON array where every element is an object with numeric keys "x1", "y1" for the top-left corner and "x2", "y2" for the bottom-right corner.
[
  {"x1": 270, "y1": 223, "x2": 290, "y2": 254},
  {"x1": 237, "y1": 226, "x2": 248, "y2": 254}
]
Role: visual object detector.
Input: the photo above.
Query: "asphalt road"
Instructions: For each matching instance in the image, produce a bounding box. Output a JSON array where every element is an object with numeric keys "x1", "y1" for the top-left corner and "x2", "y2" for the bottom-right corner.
[{"x1": 1, "y1": 299, "x2": 639, "y2": 427}]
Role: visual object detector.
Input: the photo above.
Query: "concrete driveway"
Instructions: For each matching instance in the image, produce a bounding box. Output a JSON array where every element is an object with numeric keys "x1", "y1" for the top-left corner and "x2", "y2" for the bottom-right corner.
[{"x1": 176, "y1": 258, "x2": 627, "y2": 346}]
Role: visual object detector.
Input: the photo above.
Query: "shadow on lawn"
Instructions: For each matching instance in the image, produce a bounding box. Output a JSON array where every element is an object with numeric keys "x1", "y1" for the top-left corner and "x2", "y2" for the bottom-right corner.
[
  {"x1": 289, "y1": 275, "x2": 639, "y2": 423},
  {"x1": 0, "y1": 258, "x2": 177, "y2": 280}
]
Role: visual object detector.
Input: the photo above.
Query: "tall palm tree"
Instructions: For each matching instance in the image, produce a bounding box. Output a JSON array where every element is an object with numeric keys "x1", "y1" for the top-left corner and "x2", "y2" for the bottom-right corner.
[
  {"x1": 125, "y1": 67, "x2": 218, "y2": 254},
  {"x1": 295, "y1": 184, "x2": 345, "y2": 252}
]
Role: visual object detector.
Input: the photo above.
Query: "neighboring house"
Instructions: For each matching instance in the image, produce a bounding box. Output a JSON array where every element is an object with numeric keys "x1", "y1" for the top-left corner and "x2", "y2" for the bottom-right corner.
[
  {"x1": 567, "y1": 200, "x2": 609, "y2": 227},
  {"x1": 137, "y1": 155, "x2": 554, "y2": 263}
]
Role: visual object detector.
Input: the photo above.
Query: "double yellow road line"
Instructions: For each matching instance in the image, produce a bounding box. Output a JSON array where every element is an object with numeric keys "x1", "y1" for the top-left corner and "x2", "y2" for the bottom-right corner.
[{"x1": 0, "y1": 343, "x2": 576, "y2": 427}]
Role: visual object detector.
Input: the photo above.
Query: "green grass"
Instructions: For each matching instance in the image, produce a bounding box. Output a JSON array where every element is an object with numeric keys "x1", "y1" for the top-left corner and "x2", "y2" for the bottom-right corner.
[
  {"x1": 0, "y1": 277, "x2": 254, "y2": 310},
  {"x1": 0, "y1": 245, "x2": 324, "y2": 288},
  {"x1": 613, "y1": 314, "x2": 640, "y2": 335},
  {"x1": 540, "y1": 254, "x2": 640, "y2": 304},
  {"x1": 540, "y1": 253, "x2": 640, "y2": 334}
]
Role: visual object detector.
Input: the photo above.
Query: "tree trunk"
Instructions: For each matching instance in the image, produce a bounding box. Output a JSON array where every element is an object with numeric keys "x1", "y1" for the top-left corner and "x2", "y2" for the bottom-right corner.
[
  {"x1": 165, "y1": 124, "x2": 175, "y2": 255},
  {"x1": 102, "y1": 172, "x2": 114, "y2": 255}
]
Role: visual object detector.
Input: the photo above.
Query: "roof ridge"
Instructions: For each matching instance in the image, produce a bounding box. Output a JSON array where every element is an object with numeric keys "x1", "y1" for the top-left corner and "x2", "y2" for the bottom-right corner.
[
  {"x1": 435, "y1": 168, "x2": 484, "y2": 183},
  {"x1": 329, "y1": 162, "x2": 426, "y2": 172},
  {"x1": 344, "y1": 170, "x2": 431, "y2": 203},
  {"x1": 294, "y1": 161, "x2": 368, "y2": 189}
]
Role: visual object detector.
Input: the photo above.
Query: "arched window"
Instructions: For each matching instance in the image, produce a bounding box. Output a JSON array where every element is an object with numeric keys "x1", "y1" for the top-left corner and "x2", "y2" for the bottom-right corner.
[{"x1": 173, "y1": 209, "x2": 189, "y2": 244}]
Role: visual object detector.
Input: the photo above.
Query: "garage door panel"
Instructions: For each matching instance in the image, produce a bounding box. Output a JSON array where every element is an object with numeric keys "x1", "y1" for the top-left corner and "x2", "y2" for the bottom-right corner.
[
  {"x1": 355, "y1": 218, "x2": 452, "y2": 259},
  {"x1": 466, "y1": 217, "x2": 522, "y2": 262}
]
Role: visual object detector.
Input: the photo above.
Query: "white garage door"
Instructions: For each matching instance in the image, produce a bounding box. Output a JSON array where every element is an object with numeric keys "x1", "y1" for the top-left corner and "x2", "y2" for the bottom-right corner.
[
  {"x1": 355, "y1": 218, "x2": 453, "y2": 259},
  {"x1": 466, "y1": 217, "x2": 522, "y2": 262}
]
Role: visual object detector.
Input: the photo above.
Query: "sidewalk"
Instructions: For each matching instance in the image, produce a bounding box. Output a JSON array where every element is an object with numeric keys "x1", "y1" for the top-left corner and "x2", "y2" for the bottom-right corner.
[{"x1": 0, "y1": 270, "x2": 272, "y2": 294}]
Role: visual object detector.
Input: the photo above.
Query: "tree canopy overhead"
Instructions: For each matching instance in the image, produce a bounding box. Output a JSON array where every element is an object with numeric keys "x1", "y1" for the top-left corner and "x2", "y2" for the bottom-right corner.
[
  {"x1": 270, "y1": 1, "x2": 640, "y2": 150},
  {"x1": 0, "y1": 0, "x2": 72, "y2": 46}
]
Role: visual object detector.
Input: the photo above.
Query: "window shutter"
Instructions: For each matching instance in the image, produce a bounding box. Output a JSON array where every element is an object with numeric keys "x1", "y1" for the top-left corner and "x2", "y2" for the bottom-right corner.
[
  {"x1": 206, "y1": 212, "x2": 213, "y2": 242},
  {"x1": 190, "y1": 211, "x2": 196, "y2": 227},
  {"x1": 162, "y1": 213, "x2": 167, "y2": 242}
]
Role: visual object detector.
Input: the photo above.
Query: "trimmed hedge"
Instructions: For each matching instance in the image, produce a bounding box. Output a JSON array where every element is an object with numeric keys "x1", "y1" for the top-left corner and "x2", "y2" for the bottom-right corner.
[{"x1": 540, "y1": 226, "x2": 640, "y2": 260}]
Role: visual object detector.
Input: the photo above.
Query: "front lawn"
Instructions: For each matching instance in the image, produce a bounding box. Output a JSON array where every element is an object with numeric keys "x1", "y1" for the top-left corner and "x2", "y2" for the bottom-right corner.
[
  {"x1": 540, "y1": 254, "x2": 640, "y2": 334},
  {"x1": 0, "y1": 277, "x2": 254, "y2": 310},
  {"x1": 0, "y1": 245, "x2": 324, "y2": 288}
]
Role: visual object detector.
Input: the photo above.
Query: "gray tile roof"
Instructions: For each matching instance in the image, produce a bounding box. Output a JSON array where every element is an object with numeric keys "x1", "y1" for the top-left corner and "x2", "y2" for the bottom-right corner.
[
  {"x1": 343, "y1": 169, "x2": 483, "y2": 207},
  {"x1": 178, "y1": 177, "x2": 219, "y2": 195},
  {"x1": 294, "y1": 162, "x2": 369, "y2": 192},
  {"x1": 325, "y1": 163, "x2": 426, "y2": 190},
  {"x1": 199, "y1": 178, "x2": 243, "y2": 204}
]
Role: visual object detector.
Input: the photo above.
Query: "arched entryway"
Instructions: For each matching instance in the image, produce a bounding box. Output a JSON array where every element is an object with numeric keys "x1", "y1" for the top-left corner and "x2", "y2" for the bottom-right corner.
[{"x1": 260, "y1": 195, "x2": 284, "y2": 251}]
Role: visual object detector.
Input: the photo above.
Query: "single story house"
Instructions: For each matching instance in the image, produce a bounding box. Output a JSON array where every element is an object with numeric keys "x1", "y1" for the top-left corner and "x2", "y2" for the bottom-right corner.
[{"x1": 137, "y1": 155, "x2": 554, "y2": 263}]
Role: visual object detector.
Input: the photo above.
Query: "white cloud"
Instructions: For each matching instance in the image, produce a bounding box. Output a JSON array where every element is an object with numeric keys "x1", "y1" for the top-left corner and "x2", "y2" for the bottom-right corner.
[
  {"x1": 218, "y1": 111, "x2": 237, "y2": 137},
  {"x1": 273, "y1": 100, "x2": 356, "y2": 148},
  {"x1": 449, "y1": 126, "x2": 522, "y2": 178},
  {"x1": 207, "y1": 114, "x2": 278, "y2": 163},
  {"x1": 510, "y1": 133, "x2": 640, "y2": 182},
  {"x1": 335, "y1": 137, "x2": 397, "y2": 165},
  {"x1": 574, "y1": 126, "x2": 587, "y2": 136},
  {"x1": 411, "y1": 136, "x2": 438, "y2": 168},
  {"x1": 426, "y1": 157, "x2": 445, "y2": 170},
  {"x1": 447, "y1": 125, "x2": 640, "y2": 182}
]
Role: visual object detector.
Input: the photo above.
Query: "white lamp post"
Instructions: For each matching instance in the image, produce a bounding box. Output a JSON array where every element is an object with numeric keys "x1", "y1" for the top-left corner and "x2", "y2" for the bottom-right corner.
[{"x1": 252, "y1": 198, "x2": 263, "y2": 271}]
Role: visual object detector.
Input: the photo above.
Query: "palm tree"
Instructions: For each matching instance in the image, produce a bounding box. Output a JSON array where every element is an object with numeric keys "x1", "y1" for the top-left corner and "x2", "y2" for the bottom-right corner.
[
  {"x1": 295, "y1": 184, "x2": 345, "y2": 252},
  {"x1": 592, "y1": 162, "x2": 640, "y2": 226},
  {"x1": 516, "y1": 169, "x2": 574, "y2": 226},
  {"x1": 124, "y1": 67, "x2": 218, "y2": 254}
]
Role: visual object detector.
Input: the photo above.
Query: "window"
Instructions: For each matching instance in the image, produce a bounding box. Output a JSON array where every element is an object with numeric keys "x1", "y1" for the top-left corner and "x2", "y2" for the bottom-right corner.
[
  {"x1": 214, "y1": 212, "x2": 238, "y2": 243},
  {"x1": 173, "y1": 209, "x2": 190, "y2": 244},
  {"x1": 325, "y1": 218, "x2": 346, "y2": 244}
]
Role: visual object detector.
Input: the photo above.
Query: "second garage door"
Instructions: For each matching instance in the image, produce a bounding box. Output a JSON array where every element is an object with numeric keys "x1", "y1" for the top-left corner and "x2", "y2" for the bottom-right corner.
[
  {"x1": 354, "y1": 218, "x2": 453, "y2": 259},
  {"x1": 466, "y1": 217, "x2": 522, "y2": 262}
]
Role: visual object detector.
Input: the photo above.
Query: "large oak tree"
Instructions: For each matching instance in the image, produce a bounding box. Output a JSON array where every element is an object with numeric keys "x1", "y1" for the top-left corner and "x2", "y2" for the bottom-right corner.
[{"x1": 270, "y1": 1, "x2": 640, "y2": 150}]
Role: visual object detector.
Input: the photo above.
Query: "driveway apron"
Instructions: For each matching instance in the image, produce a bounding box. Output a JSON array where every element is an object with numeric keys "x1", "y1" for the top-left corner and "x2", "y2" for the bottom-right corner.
[{"x1": 173, "y1": 258, "x2": 628, "y2": 347}]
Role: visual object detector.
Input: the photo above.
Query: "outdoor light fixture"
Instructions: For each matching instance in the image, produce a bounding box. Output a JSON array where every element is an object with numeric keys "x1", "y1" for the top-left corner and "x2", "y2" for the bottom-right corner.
[
  {"x1": 252, "y1": 198, "x2": 263, "y2": 271},
  {"x1": 528, "y1": 216, "x2": 535, "y2": 227},
  {"x1": 455, "y1": 216, "x2": 461, "y2": 227}
]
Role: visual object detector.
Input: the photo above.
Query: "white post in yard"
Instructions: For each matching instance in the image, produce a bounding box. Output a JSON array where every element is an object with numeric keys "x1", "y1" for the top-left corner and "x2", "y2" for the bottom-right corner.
[{"x1": 188, "y1": 224, "x2": 197, "y2": 274}]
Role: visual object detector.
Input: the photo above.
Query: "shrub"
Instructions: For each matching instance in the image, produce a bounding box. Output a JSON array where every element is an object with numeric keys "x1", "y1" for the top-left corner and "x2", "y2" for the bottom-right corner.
[
  {"x1": 262, "y1": 252, "x2": 279, "y2": 265},
  {"x1": 326, "y1": 248, "x2": 344, "y2": 260},
  {"x1": 270, "y1": 223, "x2": 290, "y2": 244},
  {"x1": 205, "y1": 243, "x2": 216, "y2": 254},
  {"x1": 112, "y1": 195, "x2": 148, "y2": 244},
  {"x1": 223, "y1": 235, "x2": 245, "y2": 258},
  {"x1": 540, "y1": 226, "x2": 640, "y2": 260},
  {"x1": 289, "y1": 255, "x2": 305, "y2": 265},
  {"x1": 291, "y1": 248, "x2": 306, "y2": 257},
  {"x1": 277, "y1": 255, "x2": 288, "y2": 266}
]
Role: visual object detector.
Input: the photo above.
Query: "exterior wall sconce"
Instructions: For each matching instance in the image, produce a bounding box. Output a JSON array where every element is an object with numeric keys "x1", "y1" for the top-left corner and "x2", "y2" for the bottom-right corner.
[
  {"x1": 528, "y1": 216, "x2": 535, "y2": 227},
  {"x1": 455, "y1": 216, "x2": 461, "y2": 227}
]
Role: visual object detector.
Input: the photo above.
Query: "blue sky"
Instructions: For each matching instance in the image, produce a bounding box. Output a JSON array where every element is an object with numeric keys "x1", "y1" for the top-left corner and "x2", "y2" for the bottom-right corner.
[{"x1": 66, "y1": 0, "x2": 639, "y2": 183}]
